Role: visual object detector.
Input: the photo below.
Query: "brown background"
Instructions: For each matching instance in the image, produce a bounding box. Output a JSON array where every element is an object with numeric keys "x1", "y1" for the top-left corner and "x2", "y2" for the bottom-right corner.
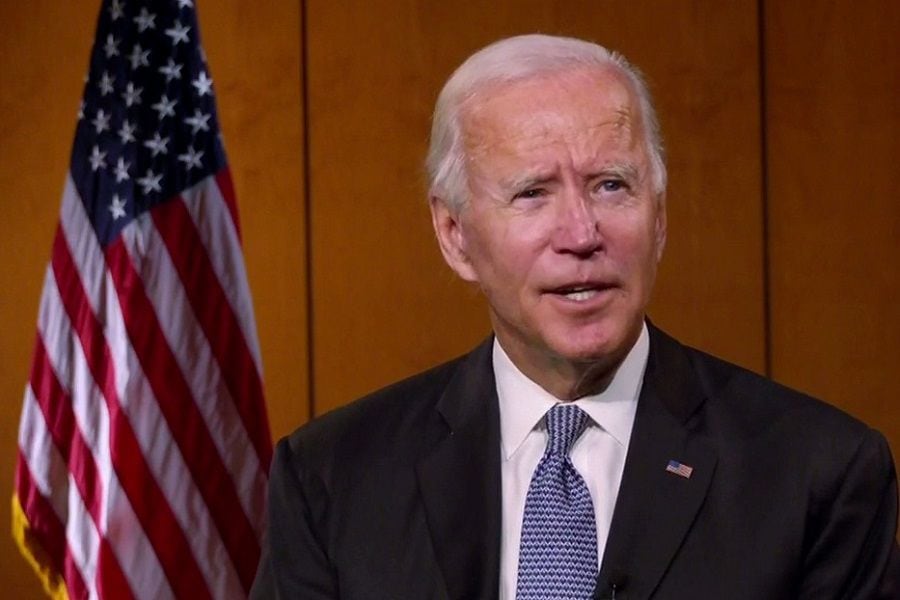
[{"x1": 1, "y1": 0, "x2": 897, "y2": 595}]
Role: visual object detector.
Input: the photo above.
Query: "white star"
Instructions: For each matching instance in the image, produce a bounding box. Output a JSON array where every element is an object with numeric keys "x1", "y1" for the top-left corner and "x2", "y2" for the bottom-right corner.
[
  {"x1": 108, "y1": 194, "x2": 127, "y2": 220},
  {"x1": 158, "y1": 59, "x2": 183, "y2": 83},
  {"x1": 98, "y1": 71, "x2": 115, "y2": 96},
  {"x1": 92, "y1": 109, "x2": 110, "y2": 134},
  {"x1": 165, "y1": 20, "x2": 191, "y2": 45},
  {"x1": 77, "y1": 100, "x2": 85, "y2": 120},
  {"x1": 177, "y1": 146, "x2": 204, "y2": 171},
  {"x1": 118, "y1": 120, "x2": 137, "y2": 144},
  {"x1": 128, "y1": 44, "x2": 151, "y2": 70},
  {"x1": 89, "y1": 145, "x2": 107, "y2": 171},
  {"x1": 133, "y1": 8, "x2": 156, "y2": 32},
  {"x1": 114, "y1": 157, "x2": 130, "y2": 182},
  {"x1": 137, "y1": 169, "x2": 163, "y2": 195},
  {"x1": 122, "y1": 82, "x2": 142, "y2": 107},
  {"x1": 109, "y1": 0, "x2": 124, "y2": 21},
  {"x1": 184, "y1": 110, "x2": 210, "y2": 134},
  {"x1": 143, "y1": 132, "x2": 169, "y2": 157},
  {"x1": 103, "y1": 34, "x2": 120, "y2": 58},
  {"x1": 192, "y1": 71, "x2": 213, "y2": 97},
  {"x1": 151, "y1": 95, "x2": 177, "y2": 120},
  {"x1": 177, "y1": 0, "x2": 194, "y2": 8}
]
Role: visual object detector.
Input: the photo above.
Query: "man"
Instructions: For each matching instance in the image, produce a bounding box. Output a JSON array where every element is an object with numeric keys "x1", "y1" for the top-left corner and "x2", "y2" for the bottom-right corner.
[{"x1": 251, "y1": 35, "x2": 899, "y2": 599}]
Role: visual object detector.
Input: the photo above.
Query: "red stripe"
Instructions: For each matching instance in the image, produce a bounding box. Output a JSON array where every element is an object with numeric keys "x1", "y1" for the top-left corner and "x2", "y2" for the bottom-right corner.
[
  {"x1": 30, "y1": 335, "x2": 102, "y2": 523},
  {"x1": 29, "y1": 335, "x2": 135, "y2": 599},
  {"x1": 51, "y1": 225, "x2": 212, "y2": 599},
  {"x1": 15, "y1": 453, "x2": 89, "y2": 600},
  {"x1": 152, "y1": 194, "x2": 272, "y2": 467},
  {"x1": 214, "y1": 168, "x2": 241, "y2": 242},
  {"x1": 105, "y1": 234, "x2": 261, "y2": 592}
]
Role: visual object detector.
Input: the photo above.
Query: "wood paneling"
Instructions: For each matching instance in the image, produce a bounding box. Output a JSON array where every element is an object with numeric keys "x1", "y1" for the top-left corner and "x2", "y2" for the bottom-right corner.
[
  {"x1": 765, "y1": 1, "x2": 900, "y2": 459},
  {"x1": 0, "y1": 2, "x2": 96, "y2": 595},
  {"x1": 199, "y1": 1, "x2": 308, "y2": 442},
  {"x1": 306, "y1": 0, "x2": 765, "y2": 415},
  {"x1": 0, "y1": 0, "x2": 305, "y2": 593}
]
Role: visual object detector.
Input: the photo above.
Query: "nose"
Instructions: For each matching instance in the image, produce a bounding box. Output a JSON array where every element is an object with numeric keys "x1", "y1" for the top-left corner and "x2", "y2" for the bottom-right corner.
[{"x1": 550, "y1": 190, "x2": 602, "y2": 256}]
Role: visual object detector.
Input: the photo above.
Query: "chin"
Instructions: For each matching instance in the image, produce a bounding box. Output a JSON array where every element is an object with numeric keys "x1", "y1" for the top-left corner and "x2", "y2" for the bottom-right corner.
[{"x1": 547, "y1": 321, "x2": 639, "y2": 365}]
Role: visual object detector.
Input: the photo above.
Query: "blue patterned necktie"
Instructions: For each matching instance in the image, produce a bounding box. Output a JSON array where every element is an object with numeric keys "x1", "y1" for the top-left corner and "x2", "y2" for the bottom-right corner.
[{"x1": 516, "y1": 404, "x2": 597, "y2": 600}]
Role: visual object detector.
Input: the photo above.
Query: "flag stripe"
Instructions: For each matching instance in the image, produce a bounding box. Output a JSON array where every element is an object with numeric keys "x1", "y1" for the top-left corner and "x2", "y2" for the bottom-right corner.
[
  {"x1": 50, "y1": 224, "x2": 212, "y2": 599},
  {"x1": 15, "y1": 454, "x2": 89, "y2": 600},
  {"x1": 214, "y1": 169, "x2": 241, "y2": 242},
  {"x1": 61, "y1": 182, "x2": 240, "y2": 597},
  {"x1": 105, "y1": 231, "x2": 261, "y2": 592},
  {"x1": 38, "y1": 248, "x2": 177, "y2": 600},
  {"x1": 124, "y1": 206, "x2": 266, "y2": 537},
  {"x1": 30, "y1": 334, "x2": 102, "y2": 524},
  {"x1": 184, "y1": 173, "x2": 263, "y2": 378},
  {"x1": 155, "y1": 183, "x2": 270, "y2": 466}
]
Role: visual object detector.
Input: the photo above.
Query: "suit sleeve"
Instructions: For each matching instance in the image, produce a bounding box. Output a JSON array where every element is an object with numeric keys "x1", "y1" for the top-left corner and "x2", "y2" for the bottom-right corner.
[
  {"x1": 798, "y1": 428, "x2": 900, "y2": 599},
  {"x1": 250, "y1": 437, "x2": 339, "y2": 599}
]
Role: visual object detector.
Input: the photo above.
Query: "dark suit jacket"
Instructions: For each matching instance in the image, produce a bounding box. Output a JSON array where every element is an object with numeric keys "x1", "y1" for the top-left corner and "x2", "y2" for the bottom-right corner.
[{"x1": 251, "y1": 326, "x2": 900, "y2": 599}]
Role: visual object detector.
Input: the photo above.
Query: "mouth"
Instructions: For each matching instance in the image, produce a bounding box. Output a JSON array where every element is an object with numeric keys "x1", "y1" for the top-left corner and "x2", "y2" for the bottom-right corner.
[{"x1": 546, "y1": 282, "x2": 616, "y2": 302}]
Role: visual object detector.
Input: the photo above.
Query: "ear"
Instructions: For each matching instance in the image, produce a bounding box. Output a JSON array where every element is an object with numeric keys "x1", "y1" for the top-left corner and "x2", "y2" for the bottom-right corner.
[
  {"x1": 429, "y1": 195, "x2": 479, "y2": 282},
  {"x1": 653, "y1": 191, "x2": 667, "y2": 262}
]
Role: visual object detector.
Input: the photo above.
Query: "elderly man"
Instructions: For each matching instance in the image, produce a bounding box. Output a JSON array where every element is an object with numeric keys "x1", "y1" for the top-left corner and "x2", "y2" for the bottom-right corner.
[{"x1": 251, "y1": 35, "x2": 899, "y2": 599}]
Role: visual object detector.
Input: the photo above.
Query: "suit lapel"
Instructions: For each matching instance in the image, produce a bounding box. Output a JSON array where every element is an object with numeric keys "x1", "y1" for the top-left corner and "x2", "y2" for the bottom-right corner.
[
  {"x1": 416, "y1": 339, "x2": 502, "y2": 600},
  {"x1": 597, "y1": 327, "x2": 718, "y2": 599}
]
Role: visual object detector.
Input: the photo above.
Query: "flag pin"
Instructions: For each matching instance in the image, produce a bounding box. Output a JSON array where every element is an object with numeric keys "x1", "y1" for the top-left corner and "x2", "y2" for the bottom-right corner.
[{"x1": 666, "y1": 459, "x2": 693, "y2": 479}]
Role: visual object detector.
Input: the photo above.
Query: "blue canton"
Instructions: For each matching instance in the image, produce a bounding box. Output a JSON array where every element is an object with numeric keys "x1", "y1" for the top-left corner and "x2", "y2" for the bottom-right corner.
[
  {"x1": 70, "y1": 0, "x2": 226, "y2": 248},
  {"x1": 516, "y1": 404, "x2": 598, "y2": 599}
]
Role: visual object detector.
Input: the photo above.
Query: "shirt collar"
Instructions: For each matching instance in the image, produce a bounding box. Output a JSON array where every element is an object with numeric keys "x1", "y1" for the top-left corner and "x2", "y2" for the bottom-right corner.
[{"x1": 494, "y1": 322, "x2": 649, "y2": 460}]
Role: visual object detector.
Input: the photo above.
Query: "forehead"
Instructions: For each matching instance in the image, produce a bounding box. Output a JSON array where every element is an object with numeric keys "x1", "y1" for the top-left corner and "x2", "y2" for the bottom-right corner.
[{"x1": 460, "y1": 66, "x2": 644, "y2": 163}]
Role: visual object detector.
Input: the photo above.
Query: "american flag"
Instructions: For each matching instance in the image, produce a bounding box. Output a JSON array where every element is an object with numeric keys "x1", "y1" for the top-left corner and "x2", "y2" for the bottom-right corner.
[
  {"x1": 12, "y1": 1, "x2": 272, "y2": 598},
  {"x1": 665, "y1": 460, "x2": 694, "y2": 479}
]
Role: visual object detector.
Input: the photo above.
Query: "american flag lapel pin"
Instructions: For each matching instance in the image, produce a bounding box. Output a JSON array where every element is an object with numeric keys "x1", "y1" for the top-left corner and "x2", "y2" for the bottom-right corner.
[{"x1": 666, "y1": 459, "x2": 694, "y2": 479}]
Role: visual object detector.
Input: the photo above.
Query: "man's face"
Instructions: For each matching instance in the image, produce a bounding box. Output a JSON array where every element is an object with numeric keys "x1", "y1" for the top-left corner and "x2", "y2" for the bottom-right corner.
[{"x1": 432, "y1": 67, "x2": 666, "y2": 393}]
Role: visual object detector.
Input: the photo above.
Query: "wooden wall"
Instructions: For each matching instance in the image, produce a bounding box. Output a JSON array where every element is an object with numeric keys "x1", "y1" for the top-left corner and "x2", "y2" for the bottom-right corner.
[{"x1": 0, "y1": 0, "x2": 896, "y2": 594}]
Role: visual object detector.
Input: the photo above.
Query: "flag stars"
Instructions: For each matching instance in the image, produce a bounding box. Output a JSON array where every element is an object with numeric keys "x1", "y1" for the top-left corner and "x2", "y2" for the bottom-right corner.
[
  {"x1": 143, "y1": 132, "x2": 170, "y2": 157},
  {"x1": 158, "y1": 59, "x2": 183, "y2": 83},
  {"x1": 89, "y1": 146, "x2": 107, "y2": 171},
  {"x1": 152, "y1": 95, "x2": 177, "y2": 120},
  {"x1": 165, "y1": 20, "x2": 191, "y2": 45},
  {"x1": 177, "y1": 146, "x2": 204, "y2": 171},
  {"x1": 109, "y1": 0, "x2": 124, "y2": 21},
  {"x1": 103, "y1": 34, "x2": 120, "y2": 58},
  {"x1": 114, "y1": 157, "x2": 130, "y2": 182},
  {"x1": 133, "y1": 8, "x2": 157, "y2": 32},
  {"x1": 98, "y1": 72, "x2": 115, "y2": 96},
  {"x1": 192, "y1": 71, "x2": 213, "y2": 97},
  {"x1": 108, "y1": 194, "x2": 127, "y2": 220},
  {"x1": 184, "y1": 110, "x2": 210, "y2": 134},
  {"x1": 122, "y1": 82, "x2": 143, "y2": 107},
  {"x1": 118, "y1": 120, "x2": 137, "y2": 144},
  {"x1": 137, "y1": 169, "x2": 163, "y2": 195},
  {"x1": 77, "y1": 100, "x2": 85, "y2": 120},
  {"x1": 92, "y1": 109, "x2": 111, "y2": 134},
  {"x1": 177, "y1": 0, "x2": 194, "y2": 8},
  {"x1": 128, "y1": 44, "x2": 150, "y2": 70}
]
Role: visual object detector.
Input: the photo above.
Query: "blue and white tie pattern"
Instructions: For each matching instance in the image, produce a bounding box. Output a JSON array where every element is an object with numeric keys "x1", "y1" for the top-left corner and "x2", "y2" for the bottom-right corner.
[{"x1": 516, "y1": 404, "x2": 597, "y2": 600}]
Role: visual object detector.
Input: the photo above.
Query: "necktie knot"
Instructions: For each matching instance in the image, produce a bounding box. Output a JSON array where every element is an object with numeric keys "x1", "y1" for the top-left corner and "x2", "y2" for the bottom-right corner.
[{"x1": 545, "y1": 403, "x2": 589, "y2": 457}]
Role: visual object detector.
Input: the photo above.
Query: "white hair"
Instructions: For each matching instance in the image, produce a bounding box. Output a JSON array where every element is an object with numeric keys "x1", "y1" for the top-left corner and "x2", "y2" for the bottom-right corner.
[{"x1": 426, "y1": 34, "x2": 667, "y2": 211}]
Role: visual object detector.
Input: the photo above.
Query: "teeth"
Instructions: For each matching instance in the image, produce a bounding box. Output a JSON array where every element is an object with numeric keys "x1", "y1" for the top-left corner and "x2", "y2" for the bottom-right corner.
[{"x1": 564, "y1": 289, "x2": 597, "y2": 301}]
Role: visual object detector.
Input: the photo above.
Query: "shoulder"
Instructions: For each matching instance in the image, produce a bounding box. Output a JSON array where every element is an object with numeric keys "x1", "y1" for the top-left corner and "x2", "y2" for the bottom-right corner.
[
  {"x1": 655, "y1": 328, "x2": 892, "y2": 491},
  {"x1": 277, "y1": 343, "x2": 480, "y2": 474}
]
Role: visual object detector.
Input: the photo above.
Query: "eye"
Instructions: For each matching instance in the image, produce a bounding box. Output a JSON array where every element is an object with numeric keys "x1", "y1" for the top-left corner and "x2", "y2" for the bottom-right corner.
[
  {"x1": 512, "y1": 188, "x2": 546, "y2": 201},
  {"x1": 598, "y1": 179, "x2": 626, "y2": 193}
]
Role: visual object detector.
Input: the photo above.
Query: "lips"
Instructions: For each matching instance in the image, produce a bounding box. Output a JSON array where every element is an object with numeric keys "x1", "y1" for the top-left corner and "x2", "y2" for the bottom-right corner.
[{"x1": 545, "y1": 281, "x2": 617, "y2": 302}]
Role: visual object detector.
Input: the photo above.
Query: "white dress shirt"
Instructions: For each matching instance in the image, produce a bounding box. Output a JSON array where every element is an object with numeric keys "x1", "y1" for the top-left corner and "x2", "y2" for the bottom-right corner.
[{"x1": 495, "y1": 323, "x2": 649, "y2": 600}]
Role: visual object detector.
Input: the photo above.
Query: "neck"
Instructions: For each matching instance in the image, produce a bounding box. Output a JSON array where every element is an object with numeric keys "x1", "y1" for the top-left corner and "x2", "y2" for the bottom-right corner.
[{"x1": 496, "y1": 337, "x2": 635, "y2": 401}]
